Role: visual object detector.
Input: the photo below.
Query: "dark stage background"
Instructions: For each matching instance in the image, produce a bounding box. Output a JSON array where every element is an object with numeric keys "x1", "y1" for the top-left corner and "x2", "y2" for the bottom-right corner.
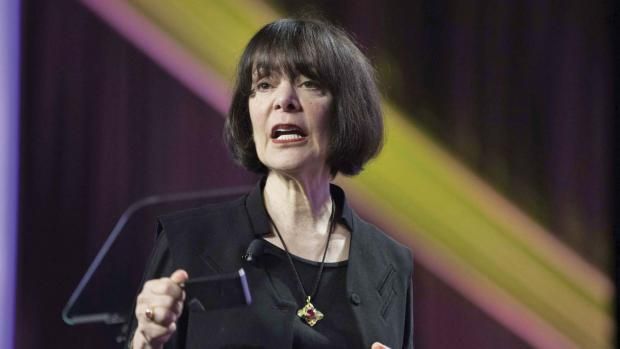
[{"x1": 15, "y1": 0, "x2": 615, "y2": 348}]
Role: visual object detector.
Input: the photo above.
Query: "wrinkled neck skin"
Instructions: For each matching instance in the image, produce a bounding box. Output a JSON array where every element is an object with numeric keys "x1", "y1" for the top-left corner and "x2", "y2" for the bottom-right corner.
[{"x1": 263, "y1": 167, "x2": 334, "y2": 241}]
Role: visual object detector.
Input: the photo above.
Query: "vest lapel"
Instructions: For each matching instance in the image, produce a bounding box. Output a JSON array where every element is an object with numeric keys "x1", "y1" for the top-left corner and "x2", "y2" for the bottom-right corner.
[{"x1": 346, "y1": 213, "x2": 391, "y2": 347}]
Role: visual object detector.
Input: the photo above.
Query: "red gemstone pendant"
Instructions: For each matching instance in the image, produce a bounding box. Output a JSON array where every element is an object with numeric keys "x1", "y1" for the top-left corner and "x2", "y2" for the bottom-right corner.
[{"x1": 297, "y1": 297, "x2": 324, "y2": 327}]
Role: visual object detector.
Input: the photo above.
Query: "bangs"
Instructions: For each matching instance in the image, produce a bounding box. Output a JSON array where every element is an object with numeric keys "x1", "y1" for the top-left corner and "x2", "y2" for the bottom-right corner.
[{"x1": 242, "y1": 19, "x2": 338, "y2": 90}]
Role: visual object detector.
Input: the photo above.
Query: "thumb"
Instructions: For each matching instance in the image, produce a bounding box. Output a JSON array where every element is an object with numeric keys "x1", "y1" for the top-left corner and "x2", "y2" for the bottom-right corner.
[
  {"x1": 371, "y1": 343, "x2": 391, "y2": 349},
  {"x1": 170, "y1": 269, "x2": 189, "y2": 284}
]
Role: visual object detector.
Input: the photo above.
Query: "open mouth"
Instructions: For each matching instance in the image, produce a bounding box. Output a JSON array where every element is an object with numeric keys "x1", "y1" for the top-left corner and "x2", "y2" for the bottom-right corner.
[{"x1": 270, "y1": 124, "x2": 307, "y2": 142}]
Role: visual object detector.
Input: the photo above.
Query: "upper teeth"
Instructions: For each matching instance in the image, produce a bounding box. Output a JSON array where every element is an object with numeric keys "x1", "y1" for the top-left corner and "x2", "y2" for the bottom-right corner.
[{"x1": 276, "y1": 133, "x2": 303, "y2": 140}]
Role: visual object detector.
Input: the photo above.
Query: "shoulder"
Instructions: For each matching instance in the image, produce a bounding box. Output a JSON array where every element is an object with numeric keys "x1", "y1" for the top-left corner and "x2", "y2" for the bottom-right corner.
[
  {"x1": 333, "y1": 182, "x2": 413, "y2": 274},
  {"x1": 158, "y1": 195, "x2": 246, "y2": 230},
  {"x1": 351, "y1": 210, "x2": 413, "y2": 274},
  {"x1": 156, "y1": 194, "x2": 252, "y2": 247}
]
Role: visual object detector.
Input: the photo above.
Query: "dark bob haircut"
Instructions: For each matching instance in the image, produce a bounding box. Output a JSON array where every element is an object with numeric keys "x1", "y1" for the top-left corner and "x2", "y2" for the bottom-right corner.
[{"x1": 224, "y1": 18, "x2": 383, "y2": 176}]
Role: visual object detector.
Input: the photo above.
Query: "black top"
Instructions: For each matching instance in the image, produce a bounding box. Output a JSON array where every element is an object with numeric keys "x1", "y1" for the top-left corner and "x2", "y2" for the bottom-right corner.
[
  {"x1": 260, "y1": 241, "x2": 362, "y2": 348},
  {"x1": 125, "y1": 179, "x2": 414, "y2": 349}
]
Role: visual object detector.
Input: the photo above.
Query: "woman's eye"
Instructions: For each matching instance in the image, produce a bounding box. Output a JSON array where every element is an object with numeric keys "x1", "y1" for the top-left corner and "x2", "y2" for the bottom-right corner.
[
  {"x1": 300, "y1": 80, "x2": 321, "y2": 89},
  {"x1": 256, "y1": 82, "x2": 272, "y2": 91}
]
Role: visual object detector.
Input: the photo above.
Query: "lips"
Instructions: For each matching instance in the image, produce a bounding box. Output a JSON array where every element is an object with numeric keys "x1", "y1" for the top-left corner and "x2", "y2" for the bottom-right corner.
[{"x1": 270, "y1": 124, "x2": 307, "y2": 143}]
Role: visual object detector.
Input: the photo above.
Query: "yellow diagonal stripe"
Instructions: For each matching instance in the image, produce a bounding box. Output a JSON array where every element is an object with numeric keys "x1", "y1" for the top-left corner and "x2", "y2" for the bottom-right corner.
[{"x1": 338, "y1": 105, "x2": 611, "y2": 347}]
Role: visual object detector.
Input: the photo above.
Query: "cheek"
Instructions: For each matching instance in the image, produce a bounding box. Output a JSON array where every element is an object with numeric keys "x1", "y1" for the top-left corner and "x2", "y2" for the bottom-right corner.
[
  {"x1": 250, "y1": 118, "x2": 265, "y2": 157},
  {"x1": 247, "y1": 109, "x2": 266, "y2": 162},
  {"x1": 251, "y1": 126, "x2": 266, "y2": 163}
]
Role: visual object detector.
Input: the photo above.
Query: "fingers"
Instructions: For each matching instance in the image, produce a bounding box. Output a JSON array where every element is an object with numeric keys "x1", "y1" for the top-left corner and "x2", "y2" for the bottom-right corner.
[
  {"x1": 137, "y1": 290, "x2": 184, "y2": 311},
  {"x1": 143, "y1": 278, "x2": 184, "y2": 299},
  {"x1": 134, "y1": 269, "x2": 189, "y2": 346},
  {"x1": 136, "y1": 296, "x2": 183, "y2": 326},
  {"x1": 170, "y1": 269, "x2": 189, "y2": 284},
  {"x1": 371, "y1": 342, "x2": 391, "y2": 349}
]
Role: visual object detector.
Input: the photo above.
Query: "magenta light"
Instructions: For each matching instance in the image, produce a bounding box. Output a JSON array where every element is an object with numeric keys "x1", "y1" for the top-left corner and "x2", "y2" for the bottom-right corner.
[{"x1": 0, "y1": 0, "x2": 21, "y2": 348}]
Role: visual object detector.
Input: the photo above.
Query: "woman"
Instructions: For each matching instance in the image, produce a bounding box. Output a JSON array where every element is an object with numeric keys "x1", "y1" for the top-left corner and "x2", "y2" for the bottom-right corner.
[{"x1": 128, "y1": 18, "x2": 413, "y2": 349}]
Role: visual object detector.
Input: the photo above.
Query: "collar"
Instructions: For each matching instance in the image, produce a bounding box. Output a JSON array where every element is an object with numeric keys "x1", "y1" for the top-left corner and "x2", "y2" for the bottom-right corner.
[{"x1": 245, "y1": 177, "x2": 355, "y2": 237}]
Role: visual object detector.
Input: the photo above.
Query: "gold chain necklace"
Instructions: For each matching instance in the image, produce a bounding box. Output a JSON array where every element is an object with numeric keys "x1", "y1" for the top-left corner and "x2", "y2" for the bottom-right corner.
[{"x1": 266, "y1": 198, "x2": 336, "y2": 327}]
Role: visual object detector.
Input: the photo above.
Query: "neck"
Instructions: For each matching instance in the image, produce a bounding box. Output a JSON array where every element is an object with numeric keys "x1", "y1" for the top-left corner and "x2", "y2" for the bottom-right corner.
[{"x1": 263, "y1": 170, "x2": 333, "y2": 237}]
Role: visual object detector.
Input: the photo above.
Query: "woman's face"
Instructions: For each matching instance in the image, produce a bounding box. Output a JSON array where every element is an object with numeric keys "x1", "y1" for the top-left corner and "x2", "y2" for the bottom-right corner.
[{"x1": 248, "y1": 71, "x2": 333, "y2": 176}]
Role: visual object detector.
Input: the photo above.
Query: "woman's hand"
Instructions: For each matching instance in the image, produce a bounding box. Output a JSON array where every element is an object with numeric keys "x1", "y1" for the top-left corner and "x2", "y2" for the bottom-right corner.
[
  {"x1": 132, "y1": 269, "x2": 189, "y2": 349},
  {"x1": 371, "y1": 342, "x2": 391, "y2": 349}
]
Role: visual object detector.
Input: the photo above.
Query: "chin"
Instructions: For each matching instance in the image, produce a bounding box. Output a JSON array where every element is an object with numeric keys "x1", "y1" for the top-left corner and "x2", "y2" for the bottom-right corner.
[
  {"x1": 264, "y1": 157, "x2": 327, "y2": 177},
  {"x1": 266, "y1": 161, "x2": 306, "y2": 174}
]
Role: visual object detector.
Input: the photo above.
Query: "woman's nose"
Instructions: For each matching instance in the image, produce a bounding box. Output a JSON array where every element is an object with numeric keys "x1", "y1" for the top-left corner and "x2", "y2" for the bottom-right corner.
[{"x1": 273, "y1": 82, "x2": 301, "y2": 112}]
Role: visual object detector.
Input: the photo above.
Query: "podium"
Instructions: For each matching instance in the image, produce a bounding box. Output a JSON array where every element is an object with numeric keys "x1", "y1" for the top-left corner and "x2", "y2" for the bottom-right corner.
[{"x1": 62, "y1": 186, "x2": 252, "y2": 334}]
